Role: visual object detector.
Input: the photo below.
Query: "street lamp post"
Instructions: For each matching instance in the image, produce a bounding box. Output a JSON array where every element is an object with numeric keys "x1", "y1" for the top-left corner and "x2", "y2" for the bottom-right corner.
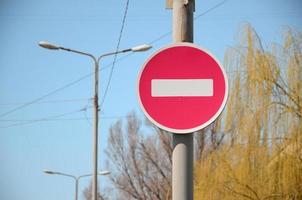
[
  {"x1": 39, "y1": 41, "x2": 152, "y2": 200},
  {"x1": 44, "y1": 170, "x2": 110, "y2": 200}
]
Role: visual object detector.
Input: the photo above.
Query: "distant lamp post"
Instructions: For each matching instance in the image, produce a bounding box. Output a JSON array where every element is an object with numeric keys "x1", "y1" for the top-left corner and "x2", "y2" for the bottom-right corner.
[
  {"x1": 39, "y1": 41, "x2": 151, "y2": 200},
  {"x1": 43, "y1": 170, "x2": 110, "y2": 200}
]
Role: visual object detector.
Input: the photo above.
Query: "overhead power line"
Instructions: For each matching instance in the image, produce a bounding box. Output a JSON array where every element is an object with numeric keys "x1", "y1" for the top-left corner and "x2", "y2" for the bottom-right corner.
[
  {"x1": 0, "y1": 116, "x2": 124, "y2": 123},
  {"x1": 99, "y1": 0, "x2": 130, "y2": 109},
  {"x1": 0, "y1": 107, "x2": 89, "y2": 129},
  {"x1": 194, "y1": 0, "x2": 228, "y2": 20},
  {"x1": 0, "y1": 98, "x2": 92, "y2": 106},
  {"x1": 0, "y1": 114, "x2": 126, "y2": 129},
  {"x1": 0, "y1": 73, "x2": 93, "y2": 118},
  {"x1": 0, "y1": 0, "x2": 229, "y2": 119}
]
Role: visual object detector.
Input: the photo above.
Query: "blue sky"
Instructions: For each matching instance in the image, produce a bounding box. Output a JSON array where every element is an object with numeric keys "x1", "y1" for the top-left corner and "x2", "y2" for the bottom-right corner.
[{"x1": 0, "y1": 0, "x2": 301, "y2": 200}]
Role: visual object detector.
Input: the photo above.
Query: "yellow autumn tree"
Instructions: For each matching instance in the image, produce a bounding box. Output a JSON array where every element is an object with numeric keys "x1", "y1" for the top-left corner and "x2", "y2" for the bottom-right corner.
[{"x1": 194, "y1": 25, "x2": 302, "y2": 200}]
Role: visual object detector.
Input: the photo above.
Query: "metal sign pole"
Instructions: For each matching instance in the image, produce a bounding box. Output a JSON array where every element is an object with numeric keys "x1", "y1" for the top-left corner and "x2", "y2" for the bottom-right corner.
[{"x1": 171, "y1": 0, "x2": 194, "y2": 200}]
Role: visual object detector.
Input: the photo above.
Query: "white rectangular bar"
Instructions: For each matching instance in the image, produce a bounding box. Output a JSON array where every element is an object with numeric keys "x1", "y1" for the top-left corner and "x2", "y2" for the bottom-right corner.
[{"x1": 151, "y1": 79, "x2": 213, "y2": 97}]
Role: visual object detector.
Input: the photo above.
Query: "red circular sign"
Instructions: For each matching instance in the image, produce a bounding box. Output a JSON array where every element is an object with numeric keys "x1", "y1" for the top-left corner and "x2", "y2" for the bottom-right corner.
[{"x1": 138, "y1": 43, "x2": 228, "y2": 134}]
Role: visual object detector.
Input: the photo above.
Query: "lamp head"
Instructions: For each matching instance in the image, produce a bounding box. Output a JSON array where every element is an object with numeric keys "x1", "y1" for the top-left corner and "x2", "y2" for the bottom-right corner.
[
  {"x1": 39, "y1": 41, "x2": 60, "y2": 50},
  {"x1": 98, "y1": 171, "x2": 110, "y2": 175},
  {"x1": 43, "y1": 170, "x2": 56, "y2": 175},
  {"x1": 131, "y1": 44, "x2": 152, "y2": 52}
]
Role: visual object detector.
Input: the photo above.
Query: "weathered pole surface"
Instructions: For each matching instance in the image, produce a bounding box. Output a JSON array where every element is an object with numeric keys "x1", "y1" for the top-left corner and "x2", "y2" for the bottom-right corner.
[{"x1": 168, "y1": 0, "x2": 195, "y2": 200}]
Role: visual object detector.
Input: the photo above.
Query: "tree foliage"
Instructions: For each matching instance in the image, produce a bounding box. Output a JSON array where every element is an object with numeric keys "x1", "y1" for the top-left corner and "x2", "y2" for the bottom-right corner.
[
  {"x1": 105, "y1": 113, "x2": 172, "y2": 200},
  {"x1": 83, "y1": 182, "x2": 105, "y2": 200},
  {"x1": 194, "y1": 24, "x2": 302, "y2": 200}
]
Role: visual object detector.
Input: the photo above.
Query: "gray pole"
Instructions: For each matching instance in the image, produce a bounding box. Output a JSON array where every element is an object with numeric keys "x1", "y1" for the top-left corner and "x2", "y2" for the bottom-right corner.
[
  {"x1": 171, "y1": 0, "x2": 195, "y2": 200},
  {"x1": 172, "y1": 134, "x2": 194, "y2": 200},
  {"x1": 75, "y1": 178, "x2": 79, "y2": 200},
  {"x1": 92, "y1": 58, "x2": 99, "y2": 200}
]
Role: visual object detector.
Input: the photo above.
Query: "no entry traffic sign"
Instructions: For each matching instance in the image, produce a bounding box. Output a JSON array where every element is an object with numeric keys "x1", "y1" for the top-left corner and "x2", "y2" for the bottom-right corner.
[{"x1": 138, "y1": 43, "x2": 228, "y2": 134}]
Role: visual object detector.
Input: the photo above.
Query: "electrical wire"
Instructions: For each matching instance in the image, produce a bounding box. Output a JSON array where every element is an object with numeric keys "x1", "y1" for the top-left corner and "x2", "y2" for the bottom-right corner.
[
  {"x1": 0, "y1": 114, "x2": 126, "y2": 129},
  {"x1": 0, "y1": 98, "x2": 92, "y2": 106},
  {"x1": 99, "y1": 0, "x2": 130, "y2": 109},
  {"x1": 0, "y1": 107, "x2": 90, "y2": 128},
  {"x1": 194, "y1": 0, "x2": 228, "y2": 20},
  {"x1": 0, "y1": 116, "x2": 124, "y2": 123},
  {"x1": 83, "y1": 98, "x2": 93, "y2": 126},
  {"x1": 0, "y1": 73, "x2": 93, "y2": 118}
]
